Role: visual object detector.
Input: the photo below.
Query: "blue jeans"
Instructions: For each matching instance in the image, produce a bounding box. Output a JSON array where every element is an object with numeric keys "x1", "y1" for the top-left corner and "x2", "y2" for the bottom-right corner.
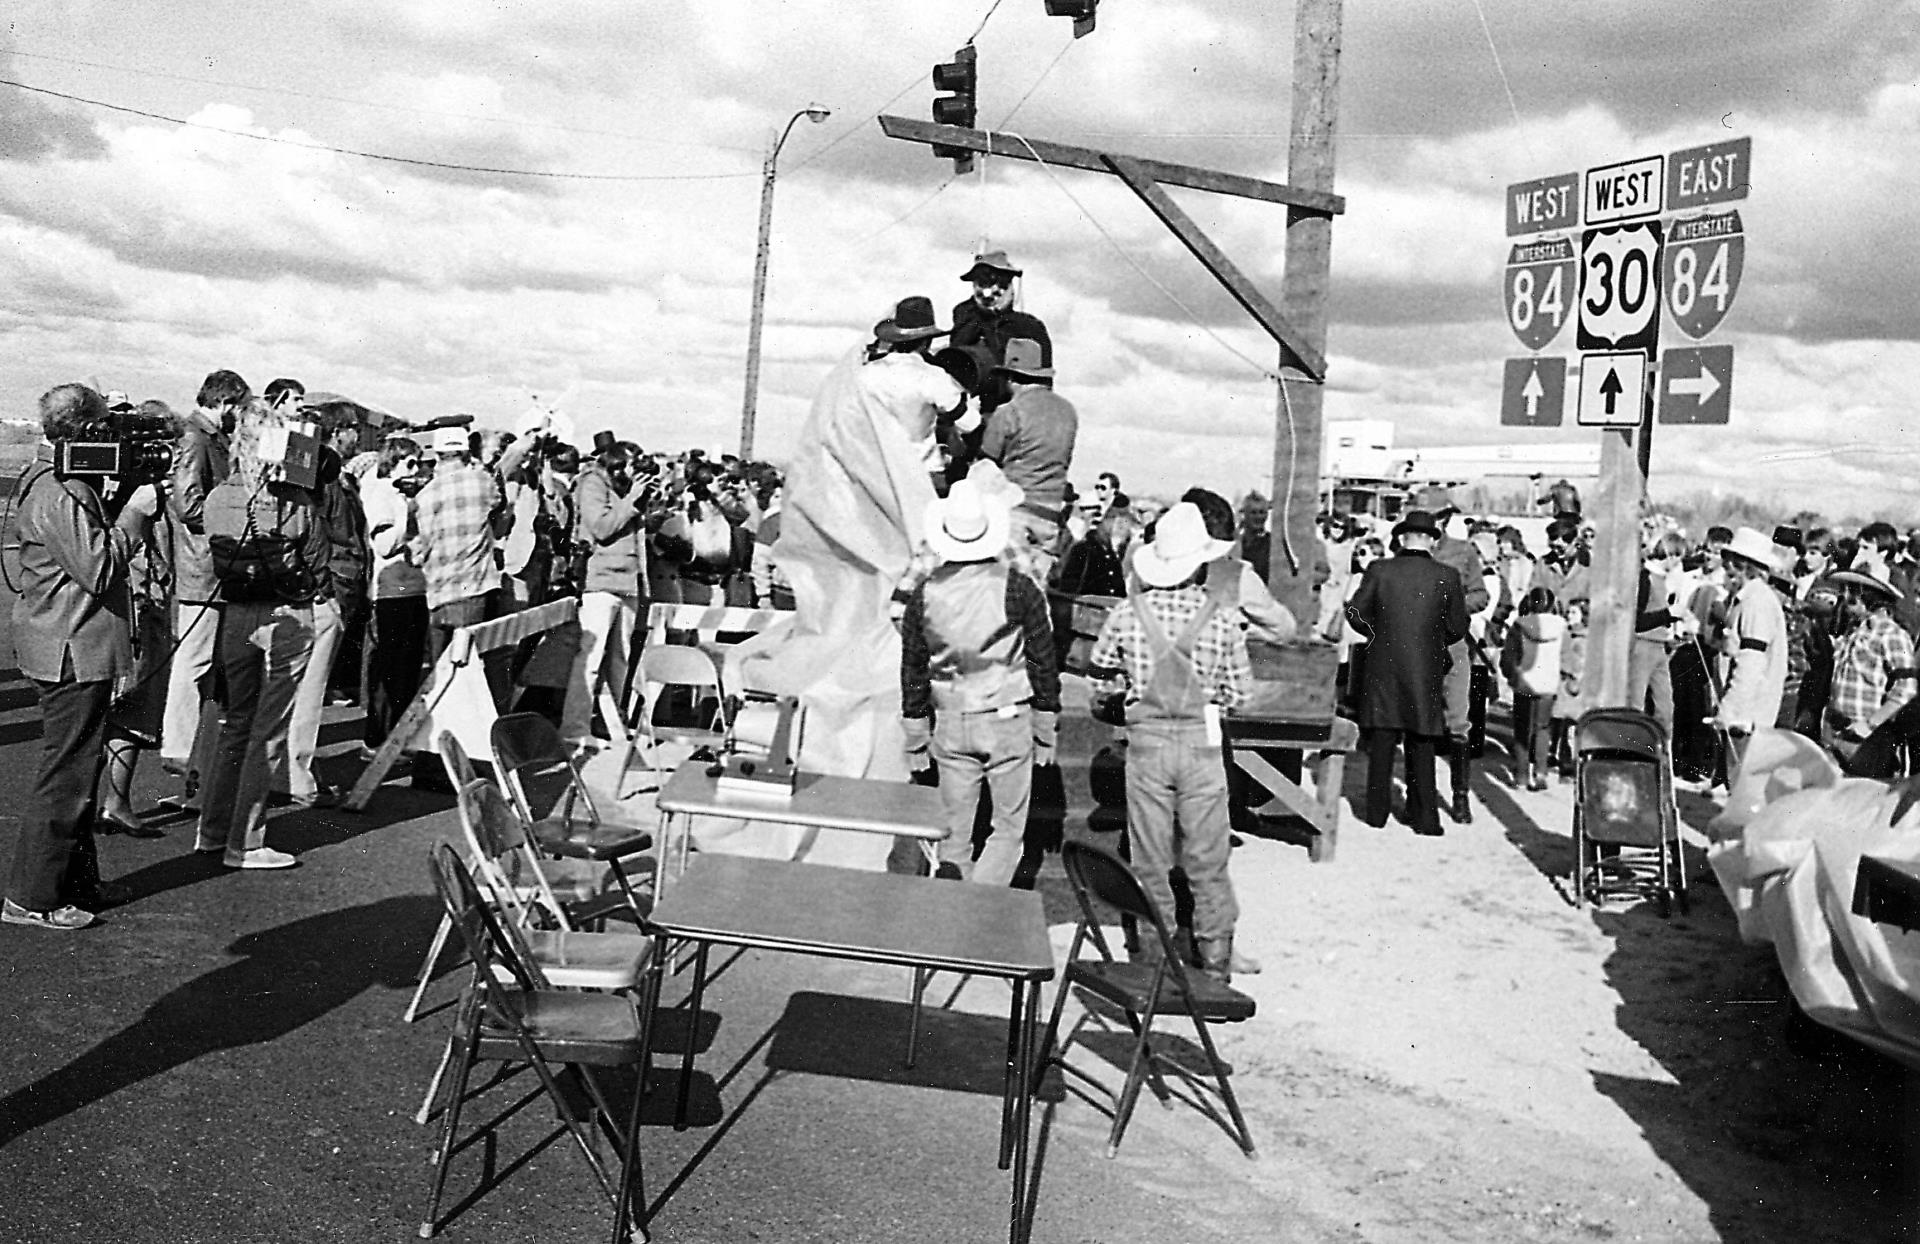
[
  {"x1": 931, "y1": 705, "x2": 1033, "y2": 885},
  {"x1": 1125, "y1": 721, "x2": 1239, "y2": 953},
  {"x1": 199, "y1": 602, "x2": 313, "y2": 854}
]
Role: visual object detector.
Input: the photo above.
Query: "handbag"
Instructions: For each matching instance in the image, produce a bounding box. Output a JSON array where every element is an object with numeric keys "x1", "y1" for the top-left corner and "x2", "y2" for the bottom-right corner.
[{"x1": 211, "y1": 492, "x2": 319, "y2": 604}]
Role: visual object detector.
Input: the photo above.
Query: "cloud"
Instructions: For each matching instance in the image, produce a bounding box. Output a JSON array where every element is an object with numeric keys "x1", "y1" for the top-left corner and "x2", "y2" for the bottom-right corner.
[{"x1": 0, "y1": 78, "x2": 108, "y2": 162}]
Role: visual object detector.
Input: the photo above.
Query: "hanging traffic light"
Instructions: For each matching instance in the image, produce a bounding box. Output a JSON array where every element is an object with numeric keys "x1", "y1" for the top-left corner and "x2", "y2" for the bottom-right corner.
[
  {"x1": 1044, "y1": 0, "x2": 1097, "y2": 38},
  {"x1": 931, "y1": 44, "x2": 977, "y2": 173}
]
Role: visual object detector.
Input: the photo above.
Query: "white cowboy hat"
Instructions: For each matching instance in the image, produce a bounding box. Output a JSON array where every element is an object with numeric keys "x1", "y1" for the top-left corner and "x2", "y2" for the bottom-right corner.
[
  {"x1": 427, "y1": 425, "x2": 470, "y2": 455},
  {"x1": 1131, "y1": 501, "x2": 1231, "y2": 588},
  {"x1": 1720, "y1": 526, "x2": 1788, "y2": 575},
  {"x1": 923, "y1": 477, "x2": 1010, "y2": 563}
]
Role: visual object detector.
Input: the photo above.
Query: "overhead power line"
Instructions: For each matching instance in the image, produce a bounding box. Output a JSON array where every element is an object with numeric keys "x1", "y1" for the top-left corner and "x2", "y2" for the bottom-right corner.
[{"x1": 0, "y1": 76, "x2": 757, "y2": 183}]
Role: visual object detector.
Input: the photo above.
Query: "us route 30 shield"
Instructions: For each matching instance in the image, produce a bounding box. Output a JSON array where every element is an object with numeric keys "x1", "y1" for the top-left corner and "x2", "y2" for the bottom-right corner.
[
  {"x1": 1502, "y1": 357, "x2": 1566, "y2": 426},
  {"x1": 1505, "y1": 238, "x2": 1576, "y2": 351},
  {"x1": 1579, "y1": 220, "x2": 1663, "y2": 354},
  {"x1": 1663, "y1": 211, "x2": 1745, "y2": 339},
  {"x1": 1577, "y1": 351, "x2": 1648, "y2": 427},
  {"x1": 1659, "y1": 344, "x2": 1734, "y2": 424}
]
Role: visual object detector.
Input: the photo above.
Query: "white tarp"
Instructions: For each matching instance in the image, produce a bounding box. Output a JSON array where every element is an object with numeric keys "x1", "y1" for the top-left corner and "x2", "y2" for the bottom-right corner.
[{"x1": 1707, "y1": 728, "x2": 1920, "y2": 1069}]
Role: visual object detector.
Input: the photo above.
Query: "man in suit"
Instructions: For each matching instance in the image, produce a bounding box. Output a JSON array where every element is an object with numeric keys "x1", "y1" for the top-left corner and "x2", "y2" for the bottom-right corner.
[
  {"x1": 1346, "y1": 510, "x2": 1470, "y2": 837},
  {"x1": 1415, "y1": 486, "x2": 1493, "y2": 823}
]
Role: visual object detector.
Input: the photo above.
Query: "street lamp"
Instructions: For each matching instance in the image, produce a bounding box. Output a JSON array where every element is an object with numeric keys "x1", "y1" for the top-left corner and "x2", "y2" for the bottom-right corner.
[{"x1": 739, "y1": 103, "x2": 831, "y2": 459}]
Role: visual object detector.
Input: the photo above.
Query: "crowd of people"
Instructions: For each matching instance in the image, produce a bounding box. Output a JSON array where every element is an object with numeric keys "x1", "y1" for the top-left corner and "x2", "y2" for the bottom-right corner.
[{"x1": 1326, "y1": 480, "x2": 1920, "y2": 838}]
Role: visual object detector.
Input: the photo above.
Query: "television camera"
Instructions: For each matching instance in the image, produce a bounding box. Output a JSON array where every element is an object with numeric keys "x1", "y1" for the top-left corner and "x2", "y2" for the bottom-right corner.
[{"x1": 55, "y1": 407, "x2": 176, "y2": 485}]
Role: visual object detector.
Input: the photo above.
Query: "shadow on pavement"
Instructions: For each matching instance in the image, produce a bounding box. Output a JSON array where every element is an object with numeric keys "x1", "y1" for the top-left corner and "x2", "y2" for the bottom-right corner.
[
  {"x1": 1587, "y1": 902, "x2": 1908, "y2": 1242},
  {"x1": 766, "y1": 990, "x2": 1062, "y2": 1101},
  {"x1": 0, "y1": 894, "x2": 435, "y2": 1149}
]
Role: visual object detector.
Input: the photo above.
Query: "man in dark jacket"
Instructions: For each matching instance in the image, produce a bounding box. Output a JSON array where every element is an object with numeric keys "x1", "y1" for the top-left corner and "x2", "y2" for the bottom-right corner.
[
  {"x1": 950, "y1": 250, "x2": 1051, "y2": 414},
  {"x1": 1347, "y1": 510, "x2": 1470, "y2": 837},
  {"x1": 1416, "y1": 486, "x2": 1492, "y2": 822}
]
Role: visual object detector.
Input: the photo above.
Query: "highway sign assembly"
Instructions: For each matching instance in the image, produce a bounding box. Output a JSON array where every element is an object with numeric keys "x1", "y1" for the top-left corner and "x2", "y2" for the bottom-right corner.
[
  {"x1": 1663, "y1": 211, "x2": 1743, "y2": 340},
  {"x1": 1502, "y1": 356, "x2": 1566, "y2": 427},
  {"x1": 1658, "y1": 345, "x2": 1733, "y2": 424},
  {"x1": 1506, "y1": 237, "x2": 1576, "y2": 350},
  {"x1": 1579, "y1": 221, "x2": 1664, "y2": 353},
  {"x1": 1577, "y1": 351, "x2": 1647, "y2": 427}
]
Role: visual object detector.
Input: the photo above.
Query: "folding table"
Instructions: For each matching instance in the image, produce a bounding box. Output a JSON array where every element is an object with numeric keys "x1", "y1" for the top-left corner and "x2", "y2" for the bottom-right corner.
[
  {"x1": 1224, "y1": 712, "x2": 1359, "y2": 862},
  {"x1": 652, "y1": 758, "x2": 949, "y2": 881},
  {"x1": 637, "y1": 852, "x2": 1055, "y2": 1244}
]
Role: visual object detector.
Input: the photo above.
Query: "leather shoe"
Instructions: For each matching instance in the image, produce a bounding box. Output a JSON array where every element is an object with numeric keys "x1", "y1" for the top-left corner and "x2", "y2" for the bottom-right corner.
[
  {"x1": 1414, "y1": 823, "x2": 1445, "y2": 837},
  {"x1": 100, "y1": 814, "x2": 166, "y2": 840},
  {"x1": 1451, "y1": 791, "x2": 1473, "y2": 824}
]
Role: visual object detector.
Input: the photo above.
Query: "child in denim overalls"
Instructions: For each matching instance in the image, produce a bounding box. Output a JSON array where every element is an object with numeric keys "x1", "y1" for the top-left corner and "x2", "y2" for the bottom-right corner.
[{"x1": 1088, "y1": 502, "x2": 1253, "y2": 982}]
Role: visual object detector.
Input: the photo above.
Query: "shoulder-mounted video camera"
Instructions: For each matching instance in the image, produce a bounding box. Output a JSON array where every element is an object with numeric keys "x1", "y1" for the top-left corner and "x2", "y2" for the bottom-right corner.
[{"x1": 55, "y1": 408, "x2": 176, "y2": 484}]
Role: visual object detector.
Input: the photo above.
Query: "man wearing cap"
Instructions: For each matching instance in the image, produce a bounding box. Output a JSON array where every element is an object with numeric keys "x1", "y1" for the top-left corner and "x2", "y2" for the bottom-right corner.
[
  {"x1": 1088, "y1": 501, "x2": 1254, "y2": 982},
  {"x1": 950, "y1": 250, "x2": 1051, "y2": 408},
  {"x1": 413, "y1": 424, "x2": 512, "y2": 675},
  {"x1": 1823, "y1": 564, "x2": 1917, "y2": 765},
  {"x1": 856, "y1": 295, "x2": 973, "y2": 490},
  {"x1": 979, "y1": 337, "x2": 1078, "y2": 587},
  {"x1": 1710, "y1": 527, "x2": 1791, "y2": 769},
  {"x1": 1414, "y1": 486, "x2": 1491, "y2": 823},
  {"x1": 899, "y1": 472, "x2": 1058, "y2": 886},
  {"x1": 1346, "y1": 510, "x2": 1470, "y2": 837}
]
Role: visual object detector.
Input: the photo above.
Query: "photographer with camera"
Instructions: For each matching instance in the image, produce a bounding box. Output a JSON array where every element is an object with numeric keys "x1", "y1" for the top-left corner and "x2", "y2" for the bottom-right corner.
[
  {"x1": 193, "y1": 401, "x2": 330, "y2": 870},
  {"x1": 5, "y1": 384, "x2": 159, "y2": 929},
  {"x1": 560, "y1": 432, "x2": 664, "y2": 751},
  {"x1": 158, "y1": 369, "x2": 250, "y2": 807}
]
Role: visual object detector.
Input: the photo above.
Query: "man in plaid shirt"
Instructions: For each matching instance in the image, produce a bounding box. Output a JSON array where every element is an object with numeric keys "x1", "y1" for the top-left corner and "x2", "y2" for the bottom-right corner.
[
  {"x1": 1824, "y1": 566, "x2": 1917, "y2": 763},
  {"x1": 414, "y1": 425, "x2": 511, "y2": 670},
  {"x1": 1088, "y1": 501, "x2": 1252, "y2": 983}
]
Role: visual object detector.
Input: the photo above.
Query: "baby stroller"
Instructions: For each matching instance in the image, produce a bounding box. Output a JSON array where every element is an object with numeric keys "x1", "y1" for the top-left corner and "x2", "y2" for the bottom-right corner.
[{"x1": 1571, "y1": 707, "x2": 1688, "y2": 916}]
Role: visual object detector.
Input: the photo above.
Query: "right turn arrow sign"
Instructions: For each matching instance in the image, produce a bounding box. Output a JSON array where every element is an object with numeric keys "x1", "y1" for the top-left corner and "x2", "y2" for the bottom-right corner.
[{"x1": 1659, "y1": 344, "x2": 1734, "y2": 424}]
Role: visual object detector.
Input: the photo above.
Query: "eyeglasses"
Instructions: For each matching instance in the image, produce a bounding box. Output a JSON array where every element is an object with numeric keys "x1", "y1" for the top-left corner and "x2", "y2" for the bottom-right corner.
[{"x1": 973, "y1": 274, "x2": 1014, "y2": 290}]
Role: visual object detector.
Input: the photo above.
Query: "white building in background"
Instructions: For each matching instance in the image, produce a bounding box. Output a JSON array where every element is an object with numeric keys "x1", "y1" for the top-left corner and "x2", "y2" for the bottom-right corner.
[{"x1": 1321, "y1": 420, "x2": 1602, "y2": 520}]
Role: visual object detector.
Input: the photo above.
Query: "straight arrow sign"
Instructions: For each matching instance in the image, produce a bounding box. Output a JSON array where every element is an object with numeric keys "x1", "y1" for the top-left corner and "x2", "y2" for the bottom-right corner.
[
  {"x1": 1502, "y1": 356, "x2": 1565, "y2": 426},
  {"x1": 1659, "y1": 344, "x2": 1734, "y2": 424},
  {"x1": 1578, "y1": 350, "x2": 1646, "y2": 427}
]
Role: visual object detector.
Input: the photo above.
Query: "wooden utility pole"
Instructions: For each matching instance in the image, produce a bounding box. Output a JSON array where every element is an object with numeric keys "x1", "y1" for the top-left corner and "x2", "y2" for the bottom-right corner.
[{"x1": 1272, "y1": 0, "x2": 1343, "y2": 623}]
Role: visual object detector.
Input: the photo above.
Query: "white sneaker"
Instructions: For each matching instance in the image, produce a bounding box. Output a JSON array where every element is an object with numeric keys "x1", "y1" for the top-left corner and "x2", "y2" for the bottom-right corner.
[{"x1": 223, "y1": 847, "x2": 299, "y2": 870}]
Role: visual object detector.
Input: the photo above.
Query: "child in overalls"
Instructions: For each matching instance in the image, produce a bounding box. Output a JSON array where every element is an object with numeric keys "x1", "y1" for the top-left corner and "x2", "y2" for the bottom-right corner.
[
  {"x1": 900, "y1": 474, "x2": 1060, "y2": 884},
  {"x1": 1088, "y1": 502, "x2": 1253, "y2": 982}
]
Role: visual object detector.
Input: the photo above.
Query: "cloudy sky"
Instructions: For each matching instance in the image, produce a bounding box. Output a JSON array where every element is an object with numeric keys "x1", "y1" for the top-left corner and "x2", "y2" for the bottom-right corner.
[{"x1": 2, "y1": 1, "x2": 1916, "y2": 519}]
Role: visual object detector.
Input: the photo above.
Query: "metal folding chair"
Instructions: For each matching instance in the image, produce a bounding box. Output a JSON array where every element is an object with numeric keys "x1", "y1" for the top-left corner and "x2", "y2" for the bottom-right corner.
[
  {"x1": 491, "y1": 712, "x2": 655, "y2": 921},
  {"x1": 1038, "y1": 839, "x2": 1258, "y2": 1159},
  {"x1": 415, "y1": 781, "x2": 658, "y2": 1126},
  {"x1": 618, "y1": 644, "x2": 729, "y2": 799},
  {"x1": 420, "y1": 843, "x2": 652, "y2": 1244},
  {"x1": 401, "y1": 731, "x2": 490, "y2": 1025}
]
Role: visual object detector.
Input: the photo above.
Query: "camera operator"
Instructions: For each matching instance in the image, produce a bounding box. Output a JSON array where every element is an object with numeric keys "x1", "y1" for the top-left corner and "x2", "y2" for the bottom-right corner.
[
  {"x1": 560, "y1": 433, "x2": 664, "y2": 750},
  {"x1": 5, "y1": 384, "x2": 159, "y2": 930}
]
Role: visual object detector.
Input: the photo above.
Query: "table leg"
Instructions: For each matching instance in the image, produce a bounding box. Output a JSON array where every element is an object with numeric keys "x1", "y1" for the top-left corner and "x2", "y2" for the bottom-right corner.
[
  {"x1": 1310, "y1": 749, "x2": 1345, "y2": 862},
  {"x1": 1009, "y1": 982, "x2": 1040, "y2": 1244},
  {"x1": 674, "y1": 941, "x2": 711, "y2": 1130},
  {"x1": 998, "y1": 980, "x2": 1021, "y2": 1169},
  {"x1": 907, "y1": 968, "x2": 929, "y2": 1068}
]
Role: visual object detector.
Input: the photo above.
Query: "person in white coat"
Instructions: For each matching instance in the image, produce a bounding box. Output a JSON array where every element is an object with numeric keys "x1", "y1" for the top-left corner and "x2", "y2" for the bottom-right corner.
[
  {"x1": 1713, "y1": 527, "x2": 1791, "y2": 774},
  {"x1": 1499, "y1": 586, "x2": 1565, "y2": 790}
]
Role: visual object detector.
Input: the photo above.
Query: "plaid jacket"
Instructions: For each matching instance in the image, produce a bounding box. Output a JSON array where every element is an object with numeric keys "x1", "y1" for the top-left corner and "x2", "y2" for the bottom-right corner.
[
  {"x1": 1831, "y1": 612, "x2": 1917, "y2": 726},
  {"x1": 1088, "y1": 584, "x2": 1252, "y2": 716},
  {"x1": 414, "y1": 462, "x2": 506, "y2": 609}
]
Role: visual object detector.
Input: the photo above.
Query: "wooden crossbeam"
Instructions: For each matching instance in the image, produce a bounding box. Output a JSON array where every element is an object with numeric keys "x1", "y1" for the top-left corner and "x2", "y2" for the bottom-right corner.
[
  {"x1": 1104, "y1": 154, "x2": 1327, "y2": 380},
  {"x1": 878, "y1": 115, "x2": 1344, "y2": 215}
]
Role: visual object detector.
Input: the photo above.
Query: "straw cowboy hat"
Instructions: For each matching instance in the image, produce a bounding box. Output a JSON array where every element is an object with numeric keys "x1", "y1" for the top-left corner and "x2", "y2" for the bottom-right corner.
[
  {"x1": 1131, "y1": 501, "x2": 1231, "y2": 588},
  {"x1": 873, "y1": 295, "x2": 949, "y2": 344},
  {"x1": 923, "y1": 476, "x2": 1011, "y2": 563},
  {"x1": 1830, "y1": 566, "x2": 1905, "y2": 603}
]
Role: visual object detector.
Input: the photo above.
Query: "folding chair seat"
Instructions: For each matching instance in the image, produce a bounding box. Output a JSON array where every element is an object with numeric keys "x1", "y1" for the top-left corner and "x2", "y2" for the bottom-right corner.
[
  {"x1": 492, "y1": 713, "x2": 654, "y2": 918},
  {"x1": 420, "y1": 843, "x2": 651, "y2": 1244},
  {"x1": 415, "y1": 779, "x2": 656, "y2": 1126},
  {"x1": 618, "y1": 644, "x2": 730, "y2": 798},
  {"x1": 1038, "y1": 839, "x2": 1257, "y2": 1159}
]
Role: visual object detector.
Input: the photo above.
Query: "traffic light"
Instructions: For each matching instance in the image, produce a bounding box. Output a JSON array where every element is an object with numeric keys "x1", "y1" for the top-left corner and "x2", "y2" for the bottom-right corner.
[
  {"x1": 1044, "y1": 0, "x2": 1097, "y2": 38},
  {"x1": 931, "y1": 44, "x2": 977, "y2": 174}
]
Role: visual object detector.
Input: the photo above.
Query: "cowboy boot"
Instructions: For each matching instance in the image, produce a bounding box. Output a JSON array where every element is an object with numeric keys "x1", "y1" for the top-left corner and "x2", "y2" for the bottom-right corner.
[
  {"x1": 1449, "y1": 740, "x2": 1473, "y2": 824},
  {"x1": 1193, "y1": 934, "x2": 1235, "y2": 985}
]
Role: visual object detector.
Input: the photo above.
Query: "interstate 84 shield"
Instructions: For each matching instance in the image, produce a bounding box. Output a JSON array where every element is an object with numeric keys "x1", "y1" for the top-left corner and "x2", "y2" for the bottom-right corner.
[{"x1": 1505, "y1": 237, "x2": 1576, "y2": 351}]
